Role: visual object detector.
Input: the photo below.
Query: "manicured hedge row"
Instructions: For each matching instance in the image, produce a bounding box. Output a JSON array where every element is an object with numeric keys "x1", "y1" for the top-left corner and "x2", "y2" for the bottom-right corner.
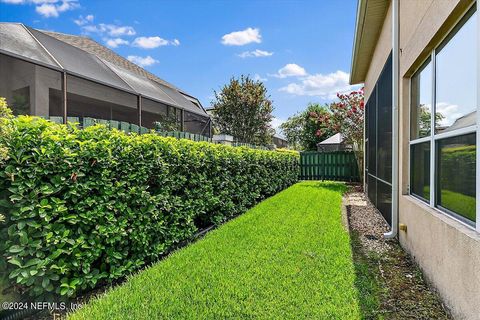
[{"x1": 0, "y1": 116, "x2": 299, "y2": 298}]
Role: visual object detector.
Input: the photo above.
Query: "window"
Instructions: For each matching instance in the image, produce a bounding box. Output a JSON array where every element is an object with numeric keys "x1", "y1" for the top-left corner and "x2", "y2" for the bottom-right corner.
[
  {"x1": 437, "y1": 134, "x2": 476, "y2": 224},
  {"x1": 365, "y1": 53, "x2": 392, "y2": 224},
  {"x1": 0, "y1": 53, "x2": 62, "y2": 117},
  {"x1": 410, "y1": 142, "x2": 430, "y2": 201},
  {"x1": 410, "y1": 59, "x2": 432, "y2": 139},
  {"x1": 435, "y1": 9, "x2": 477, "y2": 133},
  {"x1": 410, "y1": 6, "x2": 477, "y2": 227}
]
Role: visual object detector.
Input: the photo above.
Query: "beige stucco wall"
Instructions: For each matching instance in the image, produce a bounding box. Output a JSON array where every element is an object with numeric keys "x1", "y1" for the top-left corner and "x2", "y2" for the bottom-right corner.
[{"x1": 364, "y1": 0, "x2": 480, "y2": 319}]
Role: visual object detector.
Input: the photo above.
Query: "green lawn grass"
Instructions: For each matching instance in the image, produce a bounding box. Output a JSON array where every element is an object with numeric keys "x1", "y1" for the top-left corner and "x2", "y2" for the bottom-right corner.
[{"x1": 70, "y1": 181, "x2": 361, "y2": 320}]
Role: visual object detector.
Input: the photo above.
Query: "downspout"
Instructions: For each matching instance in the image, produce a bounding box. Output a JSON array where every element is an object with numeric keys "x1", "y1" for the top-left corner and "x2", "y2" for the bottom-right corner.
[{"x1": 385, "y1": 0, "x2": 399, "y2": 239}]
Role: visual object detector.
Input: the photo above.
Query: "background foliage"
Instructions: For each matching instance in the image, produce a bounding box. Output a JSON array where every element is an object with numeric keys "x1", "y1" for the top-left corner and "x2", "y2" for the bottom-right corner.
[
  {"x1": 0, "y1": 115, "x2": 298, "y2": 299},
  {"x1": 279, "y1": 104, "x2": 334, "y2": 151},
  {"x1": 211, "y1": 75, "x2": 275, "y2": 145},
  {"x1": 309, "y1": 89, "x2": 365, "y2": 181}
]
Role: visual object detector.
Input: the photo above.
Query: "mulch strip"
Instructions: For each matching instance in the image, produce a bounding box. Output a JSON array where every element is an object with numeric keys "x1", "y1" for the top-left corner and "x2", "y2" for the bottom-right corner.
[{"x1": 344, "y1": 185, "x2": 452, "y2": 319}]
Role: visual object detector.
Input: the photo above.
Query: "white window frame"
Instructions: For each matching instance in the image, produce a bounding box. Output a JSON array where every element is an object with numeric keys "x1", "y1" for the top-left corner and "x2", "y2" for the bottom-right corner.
[{"x1": 408, "y1": 2, "x2": 479, "y2": 232}]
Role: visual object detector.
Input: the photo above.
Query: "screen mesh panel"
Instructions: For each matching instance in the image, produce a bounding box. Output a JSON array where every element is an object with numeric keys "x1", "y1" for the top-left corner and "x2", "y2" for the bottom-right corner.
[
  {"x1": 159, "y1": 85, "x2": 207, "y2": 116},
  {"x1": 103, "y1": 60, "x2": 177, "y2": 107},
  {"x1": 184, "y1": 111, "x2": 210, "y2": 136},
  {"x1": 365, "y1": 53, "x2": 393, "y2": 225},
  {"x1": 367, "y1": 89, "x2": 377, "y2": 176},
  {"x1": 0, "y1": 24, "x2": 59, "y2": 67},
  {"x1": 376, "y1": 57, "x2": 392, "y2": 182},
  {"x1": 28, "y1": 28, "x2": 133, "y2": 92}
]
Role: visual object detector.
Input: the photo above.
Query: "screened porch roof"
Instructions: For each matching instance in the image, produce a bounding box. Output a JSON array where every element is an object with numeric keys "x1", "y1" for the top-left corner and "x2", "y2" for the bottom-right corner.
[{"x1": 0, "y1": 22, "x2": 208, "y2": 117}]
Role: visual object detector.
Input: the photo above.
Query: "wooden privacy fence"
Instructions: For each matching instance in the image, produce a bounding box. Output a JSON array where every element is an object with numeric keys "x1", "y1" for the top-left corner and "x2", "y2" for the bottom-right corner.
[
  {"x1": 300, "y1": 151, "x2": 360, "y2": 182},
  {"x1": 45, "y1": 116, "x2": 212, "y2": 142}
]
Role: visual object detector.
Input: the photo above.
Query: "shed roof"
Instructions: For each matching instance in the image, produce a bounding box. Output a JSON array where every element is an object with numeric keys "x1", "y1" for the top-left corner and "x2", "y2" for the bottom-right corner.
[{"x1": 317, "y1": 133, "x2": 345, "y2": 145}]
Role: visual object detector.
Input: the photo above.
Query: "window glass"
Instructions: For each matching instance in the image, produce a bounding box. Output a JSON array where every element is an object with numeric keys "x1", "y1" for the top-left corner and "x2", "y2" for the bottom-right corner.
[
  {"x1": 435, "y1": 10, "x2": 477, "y2": 133},
  {"x1": 437, "y1": 133, "x2": 476, "y2": 223},
  {"x1": 0, "y1": 53, "x2": 62, "y2": 117},
  {"x1": 66, "y1": 75, "x2": 138, "y2": 124},
  {"x1": 410, "y1": 59, "x2": 432, "y2": 139},
  {"x1": 410, "y1": 142, "x2": 430, "y2": 201}
]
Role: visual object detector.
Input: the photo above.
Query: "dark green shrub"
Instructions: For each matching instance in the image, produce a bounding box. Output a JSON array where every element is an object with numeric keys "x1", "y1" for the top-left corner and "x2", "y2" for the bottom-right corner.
[{"x1": 0, "y1": 116, "x2": 298, "y2": 298}]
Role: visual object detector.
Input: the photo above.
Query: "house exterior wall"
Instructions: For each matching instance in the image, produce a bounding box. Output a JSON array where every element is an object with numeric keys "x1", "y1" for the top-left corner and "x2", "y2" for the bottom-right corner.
[{"x1": 363, "y1": 1, "x2": 480, "y2": 319}]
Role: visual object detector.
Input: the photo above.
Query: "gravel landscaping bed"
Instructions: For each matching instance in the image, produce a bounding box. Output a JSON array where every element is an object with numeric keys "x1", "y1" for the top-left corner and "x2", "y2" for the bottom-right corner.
[{"x1": 345, "y1": 185, "x2": 452, "y2": 319}]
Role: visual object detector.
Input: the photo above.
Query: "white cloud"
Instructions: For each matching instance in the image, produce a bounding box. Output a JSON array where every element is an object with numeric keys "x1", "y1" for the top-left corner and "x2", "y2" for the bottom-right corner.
[
  {"x1": 132, "y1": 36, "x2": 168, "y2": 48},
  {"x1": 36, "y1": 3, "x2": 58, "y2": 17},
  {"x1": 253, "y1": 74, "x2": 267, "y2": 82},
  {"x1": 238, "y1": 49, "x2": 273, "y2": 58},
  {"x1": 81, "y1": 23, "x2": 136, "y2": 37},
  {"x1": 221, "y1": 27, "x2": 261, "y2": 46},
  {"x1": 105, "y1": 38, "x2": 129, "y2": 48},
  {"x1": 55, "y1": 0, "x2": 77, "y2": 12},
  {"x1": 75, "y1": 18, "x2": 180, "y2": 50},
  {"x1": 127, "y1": 55, "x2": 159, "y2": 67},
  {"x1": 271, "y1": 117, "x2": 285, "y2": 131},
  {"x1": 132, "y1": 36, "x2": 179, "y2": 49},
  {"x1": 74, "y1": 14, "x2": 94, "y2": 26},
  {"x1": 279, "y1": 70, "x2": 359, "y2": 99},
  {"x1": 6, "y1": 0, "x2": 80, "y2": 18},
  {"x1": 435, "y1": 102, "x2": 466, "y2": 128},
  {"x1": 1, "y1": 0, "x2": 27, "y2": 4},
  {"x1": 272, "y1": 64, "x2": 307, "y2": 78},
  {"x1": 1, "y1": 0, "x2": 61, "y2": 4},
  {"x1": 100, "y1": 24, "x2": 135, "y2": 36}
]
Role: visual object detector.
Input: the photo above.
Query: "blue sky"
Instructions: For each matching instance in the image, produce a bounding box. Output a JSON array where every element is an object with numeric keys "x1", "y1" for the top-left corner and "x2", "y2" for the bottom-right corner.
[{"x1": 0, "y1": 0, "x2": 359, "y2": 130}]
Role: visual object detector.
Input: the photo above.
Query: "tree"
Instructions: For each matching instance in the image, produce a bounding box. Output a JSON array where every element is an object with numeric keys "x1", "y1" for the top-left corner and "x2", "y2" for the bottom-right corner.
[
  {"x1": 310, "y1": 89, "x2": 365, "y2": 181},
  {"x1": 280, "y1": 104, "x2": 334, "y2": 150},
  {"x1": 279, "y1": 113, "x2": 303, "y2": 150},
  {"x1": 211, "y1": 75, "x2": 274, "y2": 145}
]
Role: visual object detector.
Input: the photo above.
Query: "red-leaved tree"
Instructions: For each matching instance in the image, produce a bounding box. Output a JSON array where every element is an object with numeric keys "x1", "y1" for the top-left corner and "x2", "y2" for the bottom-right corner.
[{"x1": 309, "y1": 88, "x2": 365, "y2": 181}]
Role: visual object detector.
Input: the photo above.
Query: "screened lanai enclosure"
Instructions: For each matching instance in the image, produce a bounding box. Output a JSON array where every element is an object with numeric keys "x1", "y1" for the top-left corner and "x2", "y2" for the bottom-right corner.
[{"x1": 0, "y1": 23, "x2": 211, "y2": 136}]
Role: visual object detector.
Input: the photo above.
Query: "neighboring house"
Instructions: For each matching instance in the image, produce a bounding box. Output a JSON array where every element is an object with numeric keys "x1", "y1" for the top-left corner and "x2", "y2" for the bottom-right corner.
[
  {"x1": 350, "y1": 1, "x2": 479, "y2": 319},
  {"x1": 0, "y1": 23, "x2": 211, "y2": 136},
  {"x1": 316, "y1": 133, "x2": 352, "y2": 152},
  {"x1": 272, "y1": 134, "x2": 288, "y2": 149}
]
